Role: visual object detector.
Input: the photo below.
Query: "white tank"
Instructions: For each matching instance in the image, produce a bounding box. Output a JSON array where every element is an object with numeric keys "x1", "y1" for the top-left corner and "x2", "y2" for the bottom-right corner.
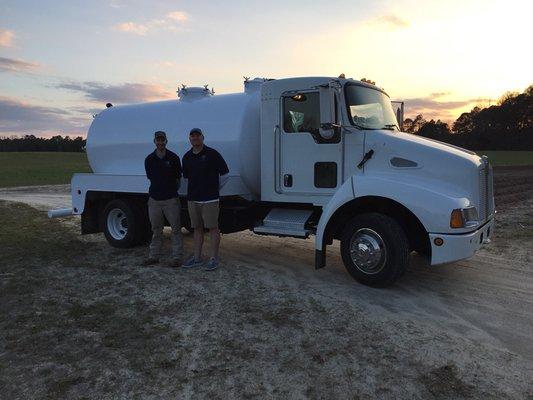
[{"x1": 86, "y1": 79, "x2": 264, "y2": 197}]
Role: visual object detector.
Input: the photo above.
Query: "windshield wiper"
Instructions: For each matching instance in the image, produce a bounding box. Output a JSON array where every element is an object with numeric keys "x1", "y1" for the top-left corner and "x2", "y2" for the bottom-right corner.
[{"x1": 382, "y1": 124, "x2": 399, "y2": 131}]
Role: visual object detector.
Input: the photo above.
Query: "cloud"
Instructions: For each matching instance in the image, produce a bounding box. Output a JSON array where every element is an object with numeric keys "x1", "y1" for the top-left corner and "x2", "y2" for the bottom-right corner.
[
  {"x1": 371, "y1": 14, "x2": 409, "y2": 29},
  {"x1": 113, "y1": 10, "x2": 189, "y2": 36},
  {"x1": 57, "y1": 81, "x2": 174, "y2": 103},
  {"x1": 154, "y1": 60, "x2": 179, "y2": 68},
  {"x1": 109, "y1": 0, "x2": 123, "y2": 8},
  {"x1": 0, "y1": 29, "x2": 15, "y2": 47},
  {"x1": 0, "y1": 57, "x2": 40, "y2": 73},
  {"x1": 113, "y1": 22, "x2": 149, "y2": 36},
  {"x1": 0, "y1": 96, "x2": 89, "y2": 136},
  {"x1": 166, "y1": 11, "x2": 188, "y2": 22},
  {"x1": 429, "y1": 92, "x2": 450, "y2": 98},
  {"x1": 401, "y1": 93, "x2": 483, "y2": 121}
]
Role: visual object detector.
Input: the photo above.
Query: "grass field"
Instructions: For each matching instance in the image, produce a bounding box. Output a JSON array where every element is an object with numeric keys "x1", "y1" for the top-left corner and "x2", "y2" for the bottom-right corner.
[
  {"x1": 0, "y1": 152, "x2": 91, "y2": 187},
  {"x1": 0, "y1": 150, "x2": 530, "y2": 188},
  {"x1": 476, "y1": 150, "x2": 533, "y2": 166}
]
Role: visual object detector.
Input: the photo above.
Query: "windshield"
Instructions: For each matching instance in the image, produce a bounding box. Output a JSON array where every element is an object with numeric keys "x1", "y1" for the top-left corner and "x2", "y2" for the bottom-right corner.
[{"x1": 345, "y1": 84, "x2": 399, "y2": 130}]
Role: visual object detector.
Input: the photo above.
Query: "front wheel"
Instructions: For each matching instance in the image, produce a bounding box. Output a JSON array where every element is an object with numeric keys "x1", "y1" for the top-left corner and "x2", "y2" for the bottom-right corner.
[{"x1": 340, "y1": 213, "x2": 409, "y2": 287}]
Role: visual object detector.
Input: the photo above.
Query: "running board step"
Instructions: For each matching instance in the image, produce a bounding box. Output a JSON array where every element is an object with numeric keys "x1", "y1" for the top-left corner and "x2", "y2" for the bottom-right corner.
[{"x1": 253, "y1": 208, "x2": 313, "y2": 238}]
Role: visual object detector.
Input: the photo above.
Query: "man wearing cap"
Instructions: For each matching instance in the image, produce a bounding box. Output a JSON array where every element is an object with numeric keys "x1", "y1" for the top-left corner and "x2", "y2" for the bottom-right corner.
[
  {"x1": 182, "y1": 128, "x2": 229, "y2": 270},
  {"x1": 143, "y1": 130, "x2": 184, "y2": 267}
]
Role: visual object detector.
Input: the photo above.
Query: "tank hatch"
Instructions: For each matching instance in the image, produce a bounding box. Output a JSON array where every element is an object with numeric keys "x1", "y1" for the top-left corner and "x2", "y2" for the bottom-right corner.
[
  {"x1": 177, "y1": 84, "x2": 214, "y2": 100},
  {"x1": 244, "y1": 77, "x2": 268, "y2": 94}
]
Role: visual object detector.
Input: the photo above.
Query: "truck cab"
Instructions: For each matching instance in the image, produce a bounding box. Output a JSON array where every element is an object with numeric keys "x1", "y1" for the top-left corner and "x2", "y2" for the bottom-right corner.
[{"x1": 255, "y1": 76, "x2": 494, "y2": 286}]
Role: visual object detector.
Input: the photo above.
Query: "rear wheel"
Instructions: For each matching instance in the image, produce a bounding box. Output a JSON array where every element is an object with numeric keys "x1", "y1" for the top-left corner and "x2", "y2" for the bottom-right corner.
[
  {"x1": 340, "y1": 213, "x2": 409, "y2": 287},
  {"x1": 102, "y1": 199, "x2": 150, "y2": 248}
]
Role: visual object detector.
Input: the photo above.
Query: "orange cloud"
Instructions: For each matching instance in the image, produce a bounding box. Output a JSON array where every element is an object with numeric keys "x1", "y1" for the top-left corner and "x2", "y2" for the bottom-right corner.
[
  {"x1": 113, "y1": 10, "x2": 189, "y2": 36},
  {"x1": 166, "y1": 11, "x2": 188, "y2": 22},
  {"x1": 0, "y1": 29, "x2": 15, "y2": 47},
  {"x1": 400, "y1": 93, "x2": 492, "y2": 122},
  {"x1": 113, "y1": 22, "x2": 149, "y2": 36}
]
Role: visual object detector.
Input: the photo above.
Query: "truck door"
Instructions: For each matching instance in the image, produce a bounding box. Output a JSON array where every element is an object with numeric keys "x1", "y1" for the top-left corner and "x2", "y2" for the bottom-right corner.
[{"x1": 277, "y1": 88, "x2": 342, "y2": 197}]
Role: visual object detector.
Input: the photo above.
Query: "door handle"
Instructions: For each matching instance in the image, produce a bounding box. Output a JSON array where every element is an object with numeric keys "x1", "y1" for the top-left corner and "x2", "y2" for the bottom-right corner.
[{"x1": 284, "y1": 174, "x2": 293, "y2": 187}]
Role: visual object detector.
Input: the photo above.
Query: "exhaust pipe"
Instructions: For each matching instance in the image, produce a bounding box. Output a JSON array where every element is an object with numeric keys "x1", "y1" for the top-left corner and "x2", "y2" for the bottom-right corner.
[{"x1": 48, "y1": 208, "x2": 73, "y2": 218}]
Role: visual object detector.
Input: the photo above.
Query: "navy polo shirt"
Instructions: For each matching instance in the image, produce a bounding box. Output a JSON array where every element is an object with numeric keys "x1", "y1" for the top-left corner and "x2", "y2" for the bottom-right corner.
[
  {"x1": 144, "y1": 149, "x2": 182, "y2": 200},
  {"x1": 182, "y1": 145, "x2": 229, "y2": 201}
]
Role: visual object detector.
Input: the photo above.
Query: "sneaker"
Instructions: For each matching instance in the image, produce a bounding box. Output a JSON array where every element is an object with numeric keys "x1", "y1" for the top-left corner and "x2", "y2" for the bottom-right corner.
[
  {"x1": 142, "y1": 257, "x2": 159, "y2": 266},
  {"x1": 204, "y1": 257, "x2": 219, "y2": 271},
  {"x1": 182, "y1": 256, "x2": 203, "y2": 269}
]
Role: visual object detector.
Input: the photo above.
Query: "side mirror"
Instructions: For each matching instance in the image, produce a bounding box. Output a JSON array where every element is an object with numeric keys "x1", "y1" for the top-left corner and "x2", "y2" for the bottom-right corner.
[
  {"x1": 391, "y1": 101, "x2": 404, "y2": 131},
  {"x1": 319, "y1": 86, "x2": 338, "y2": 139}
]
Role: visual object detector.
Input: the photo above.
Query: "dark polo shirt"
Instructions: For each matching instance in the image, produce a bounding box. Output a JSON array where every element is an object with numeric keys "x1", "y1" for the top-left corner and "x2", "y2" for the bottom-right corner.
[
  {"x1": 144, "y1": 149, "x2": 182, "y2": 200},
  {"x1": 182, "y1": 145, "x2": 229, "y2": 201}
]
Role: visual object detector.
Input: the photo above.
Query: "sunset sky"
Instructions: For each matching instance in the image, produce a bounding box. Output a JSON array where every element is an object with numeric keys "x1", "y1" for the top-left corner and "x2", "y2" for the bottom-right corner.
[{"x1": 1, "y1": 0, "x2": 531, "y2": 137}]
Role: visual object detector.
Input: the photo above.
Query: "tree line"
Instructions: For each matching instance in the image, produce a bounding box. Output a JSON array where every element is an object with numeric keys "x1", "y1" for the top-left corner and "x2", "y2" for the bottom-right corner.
[
  {"x1": 0, "y1": 135, "x2": 86, "y2": 152},
  {"x1": 403, "y1": 85, "x2": 532, "y2": 150}
]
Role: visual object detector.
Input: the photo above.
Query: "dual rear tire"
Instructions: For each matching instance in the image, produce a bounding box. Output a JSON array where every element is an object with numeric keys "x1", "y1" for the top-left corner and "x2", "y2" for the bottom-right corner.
[{"x1": 102, "y1": 199, "x2": 151, "y2": 248}]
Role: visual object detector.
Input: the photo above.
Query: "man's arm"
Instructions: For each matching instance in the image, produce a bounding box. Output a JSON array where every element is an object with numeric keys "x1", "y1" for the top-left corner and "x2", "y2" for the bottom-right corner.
[
  {"x1": 215, "y1": 151, "x2": 229, "y2": 176},
  {"x1": 182, "y1": 153, "x2": 189, "y2": 179},
  {"x1": 144, "y1": 156, "x2": 152, "y2": 180}
]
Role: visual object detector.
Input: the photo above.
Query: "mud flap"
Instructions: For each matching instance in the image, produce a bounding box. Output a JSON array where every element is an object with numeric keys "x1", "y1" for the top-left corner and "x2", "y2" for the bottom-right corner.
[{"x1": 315, "y1": 247, "x2": 326, "y2": 269}]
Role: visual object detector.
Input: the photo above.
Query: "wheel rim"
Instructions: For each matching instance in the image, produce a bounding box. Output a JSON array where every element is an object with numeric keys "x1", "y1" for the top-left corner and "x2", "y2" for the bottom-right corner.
[
  {"x1": 349, "y1": 228, "x2": 387, "y2": 275},
  {"x1": 107, "y1": 208, "x2": 128, "y2": 240}
]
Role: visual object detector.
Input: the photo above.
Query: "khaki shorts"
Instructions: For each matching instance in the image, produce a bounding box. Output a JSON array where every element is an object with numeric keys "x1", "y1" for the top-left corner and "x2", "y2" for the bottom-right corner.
[{"x1": 188, "y1": 201, "x2": 220, "y2": 229}]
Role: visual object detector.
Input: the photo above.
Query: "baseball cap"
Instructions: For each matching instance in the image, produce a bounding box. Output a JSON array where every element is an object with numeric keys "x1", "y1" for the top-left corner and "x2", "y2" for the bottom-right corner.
[
  {"x1": 154, "y1": 131, "x2": 167, "y2": 139},
  {"x1": 189, "y1": 128, "x2": 203, "y2": 135}
]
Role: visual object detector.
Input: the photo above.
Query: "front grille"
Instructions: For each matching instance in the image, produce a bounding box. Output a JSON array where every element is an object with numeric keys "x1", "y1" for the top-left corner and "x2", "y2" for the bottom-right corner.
[{"x1": 478, "y1": 159, "x2": 494, "y2": 221}]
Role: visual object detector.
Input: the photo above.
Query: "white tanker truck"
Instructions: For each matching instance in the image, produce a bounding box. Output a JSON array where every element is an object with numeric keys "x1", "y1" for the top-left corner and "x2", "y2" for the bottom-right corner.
[{"x1": 49, "y1": 76, "x2": 494, "y2": 287}]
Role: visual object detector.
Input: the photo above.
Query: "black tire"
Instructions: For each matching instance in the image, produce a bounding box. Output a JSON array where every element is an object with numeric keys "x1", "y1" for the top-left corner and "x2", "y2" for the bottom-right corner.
[
  {"x1": 101, "y1": 199, "x2": 150, "y2": 248},
  {"x1": 340, "y1": 213, "x2": 409, "y2": 287}
]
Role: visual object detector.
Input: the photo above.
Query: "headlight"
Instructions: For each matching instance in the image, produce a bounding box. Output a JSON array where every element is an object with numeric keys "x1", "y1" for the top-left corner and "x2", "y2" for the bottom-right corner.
[{"x1": 450, "y1": 206, "x2": 479, "y2": 228}]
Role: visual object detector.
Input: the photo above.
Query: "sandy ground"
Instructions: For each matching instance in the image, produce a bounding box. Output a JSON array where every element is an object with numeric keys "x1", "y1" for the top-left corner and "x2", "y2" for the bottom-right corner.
[{"x1": 0, "y1": 167, "x2": 532, "y2": 399}]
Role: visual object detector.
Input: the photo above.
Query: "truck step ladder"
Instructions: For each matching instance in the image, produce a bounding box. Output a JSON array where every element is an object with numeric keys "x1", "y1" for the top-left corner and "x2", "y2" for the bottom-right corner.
[{"x1": 253, "y1": 208, "x2": 313, "y2": 238}]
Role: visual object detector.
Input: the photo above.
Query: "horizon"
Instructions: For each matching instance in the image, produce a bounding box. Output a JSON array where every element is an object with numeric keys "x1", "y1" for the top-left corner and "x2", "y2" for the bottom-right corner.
[{"x1": 1, "y1": 0, "x2": 532, "y2": 138}]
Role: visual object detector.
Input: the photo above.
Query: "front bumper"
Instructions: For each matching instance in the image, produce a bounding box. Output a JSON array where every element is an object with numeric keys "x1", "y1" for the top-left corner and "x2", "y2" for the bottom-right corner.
[{"x1": 429, "y1": 218, "x2": 494, "y2": 265}]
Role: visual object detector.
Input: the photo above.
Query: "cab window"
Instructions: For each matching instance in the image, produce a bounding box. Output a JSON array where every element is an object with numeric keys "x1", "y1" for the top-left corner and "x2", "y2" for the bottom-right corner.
[{"x1": 283, "y1": 92, "x2": 340, "y2": 143}]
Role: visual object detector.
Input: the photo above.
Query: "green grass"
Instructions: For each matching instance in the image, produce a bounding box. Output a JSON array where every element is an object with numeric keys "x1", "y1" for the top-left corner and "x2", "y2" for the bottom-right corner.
[
  {"x1": 0, "y1": 152, "x2": 91, "y2": 187},
  {"x1": 0, "y1": 150, "x2": 529, "y2": 189},
  {"x1": 475, "y1": 151, "x2": 533, "y2": 166}
]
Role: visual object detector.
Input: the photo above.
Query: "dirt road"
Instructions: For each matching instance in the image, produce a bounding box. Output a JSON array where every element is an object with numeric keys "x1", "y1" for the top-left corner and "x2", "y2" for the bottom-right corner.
[{"x1": 0, "y1": 167, "x2": 531, "y2": 399}]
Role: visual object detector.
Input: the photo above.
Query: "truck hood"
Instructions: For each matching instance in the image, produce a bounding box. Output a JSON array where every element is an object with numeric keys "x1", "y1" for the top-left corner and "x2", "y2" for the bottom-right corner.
[{"x1": 363, "y1": 129, "x2": 483, "y2": 200}]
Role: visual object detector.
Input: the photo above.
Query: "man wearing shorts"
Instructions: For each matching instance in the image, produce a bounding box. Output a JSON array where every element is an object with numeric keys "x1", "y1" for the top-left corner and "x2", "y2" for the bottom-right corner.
[{"x1": 182, "y1": 128, "x2": 229, "y2": 270}]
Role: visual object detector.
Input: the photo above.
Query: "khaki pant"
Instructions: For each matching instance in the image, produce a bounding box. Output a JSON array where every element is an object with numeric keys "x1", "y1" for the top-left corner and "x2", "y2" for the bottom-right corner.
[
  {"x1": 148, "y1": 197, "x2": 183, "y2": 259},
  {"x1": 187, "y1": 201, "x2": 220, "y2": 229}
]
